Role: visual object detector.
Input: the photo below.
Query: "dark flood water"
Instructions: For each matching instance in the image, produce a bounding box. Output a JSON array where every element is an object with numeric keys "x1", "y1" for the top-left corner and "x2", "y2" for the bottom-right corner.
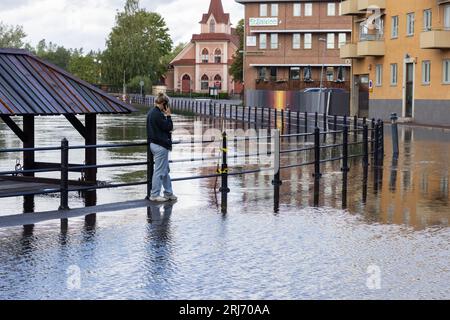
[{"x1": 0, "y1": 106, "x2": 449, "y2": 299}]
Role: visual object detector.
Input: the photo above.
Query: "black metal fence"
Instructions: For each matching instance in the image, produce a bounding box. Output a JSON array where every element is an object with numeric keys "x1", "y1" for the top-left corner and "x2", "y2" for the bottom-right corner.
[{"x1": 0, "y1": 96, "x2": 385, "y2": 216}]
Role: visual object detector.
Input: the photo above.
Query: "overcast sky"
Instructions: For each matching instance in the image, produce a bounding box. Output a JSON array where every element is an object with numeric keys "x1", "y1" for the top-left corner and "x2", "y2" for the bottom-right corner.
[{"x1": 0, "y1": 0, "x2": 244, "y2": 51}]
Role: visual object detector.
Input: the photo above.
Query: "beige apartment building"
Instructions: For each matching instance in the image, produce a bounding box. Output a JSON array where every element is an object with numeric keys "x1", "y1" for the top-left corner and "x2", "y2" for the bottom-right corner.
[
  {"x1": 236, "y1": 0, "x2": 352, "y2": 109},
  {"x1": 340, "y1": 0, "x2": 450, "y2": 126}
]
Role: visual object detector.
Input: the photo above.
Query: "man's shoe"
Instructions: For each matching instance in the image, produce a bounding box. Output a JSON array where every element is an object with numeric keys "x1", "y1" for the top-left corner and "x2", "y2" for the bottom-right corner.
[
  {"x1": 164, "y1": 194, "x2": 178, "y2": 201},
  {"x1": 149, "y1": 196, "x2": 169, "y2": 202}
]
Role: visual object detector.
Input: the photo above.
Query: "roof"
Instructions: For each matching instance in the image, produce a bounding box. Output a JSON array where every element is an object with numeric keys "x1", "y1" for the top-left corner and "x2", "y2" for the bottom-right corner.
[
  {"x1": 200, "y1": 0, "x2": 230, "y2": 24},
  {"x1": 171, "y1": 59, "x2": 196, "y2": 66},
  {"x1": 0, "y1": 49, "x2": 135, "y2": 116}
]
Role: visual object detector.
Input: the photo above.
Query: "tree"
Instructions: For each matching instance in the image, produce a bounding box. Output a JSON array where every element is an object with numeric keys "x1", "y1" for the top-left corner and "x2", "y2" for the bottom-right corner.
[
  {"x1": 68, "y1": 50, "x2": 102, "y2": 84},
  {"x1": 229, "y1": 19, "x2": 244, "y2": 83},
  {"x1": 0, "y1": 22, "x2": 27, "y2": 48},
  {"x1": 35, "y1": 39, "x2": 72, "y2": 70},
  {"x1": 102, "y1": 0, "x2": 173, "y2": 87},
  {"x1": 161, "y1": 42, "x2": 185, "y2": 67}
]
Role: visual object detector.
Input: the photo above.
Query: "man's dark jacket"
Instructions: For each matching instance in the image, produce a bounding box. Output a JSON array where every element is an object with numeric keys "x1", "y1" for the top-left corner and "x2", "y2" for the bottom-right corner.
[{"x1": 147, "y1": 107, "x2": 173, "y2": 150}]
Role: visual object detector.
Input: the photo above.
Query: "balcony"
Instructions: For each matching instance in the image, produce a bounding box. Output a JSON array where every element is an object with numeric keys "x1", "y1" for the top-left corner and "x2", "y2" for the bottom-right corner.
[
  {"x1": 357, "y1": 0, "x2": 386, "y2": 11},
  {"x1": 340, "y1": 43, "x2": 361, "y2": 59},
  {"x1": 255, "y1": 79, "x2": 350, "y2": 92},
  {"x1": 421, "y1": 29, "x2": 450, "y2": 49},
  {"x1": 357, "y1": 33, "x2": 385, "y2": 56},
  {"x1": 340, "y1": 0, "x2": 359, "y2": 15}
]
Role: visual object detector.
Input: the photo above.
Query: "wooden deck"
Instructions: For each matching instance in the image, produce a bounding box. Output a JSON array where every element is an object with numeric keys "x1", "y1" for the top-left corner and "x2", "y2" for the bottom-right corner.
[
  {"x1": 0, "y1": 176, "x2": 92, "y2": 197},
  {"x1": 0, "y1": 199, "x2": 160, "y2": 228}
]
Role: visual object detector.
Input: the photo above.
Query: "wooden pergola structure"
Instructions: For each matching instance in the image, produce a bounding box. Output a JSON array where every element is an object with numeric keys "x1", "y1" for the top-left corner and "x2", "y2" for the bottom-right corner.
[{"x1": 0, "y1": 48, "x2": 135, "y2": 188}]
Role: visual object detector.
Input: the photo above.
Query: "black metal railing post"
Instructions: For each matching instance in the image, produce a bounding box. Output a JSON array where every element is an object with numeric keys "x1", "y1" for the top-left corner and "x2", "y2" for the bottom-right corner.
[
  {"x1": 268, "y1": 107, "x2": 272, "y2": 129},
  {"x1": 363, "y1": 123, "x2": 369, "y2": 168},
  {"x1": 353, "y1": 115, "x2": 358, "y2": 142},
  {"x1": 254, "y1": 106, "x2": 258, "y2": 128},
  {"x1": 146, "y1": 139, "x2": 154, "y2": 200},
  {"x1": 390, "y1": 113, "x2": 399, "y2": 158},
  {"x1": 272, "y1": 129, "x2": 282, "y2": 213},
  {"x1": 374, "y1": 121, "x2": 380, "y2": 166},
  {"x1": 341, "y1": 125, "x2": 349, "y2": 208},
  {"x1": 304, "y1": 111, "x2": 308, "y2": 141},
  {"x1": 219, "y1": 132, "x2": 230, "y2": 214},
  {"x1": 313, "y1": 127, "x2": 321, "y2": 206},
  {"x1": 248, "y1": 106, "x2": 251, "y2": 124},
  {"x1": 59, "y1": 138, "x2": 69, "y2": 211},
  {"x1": 314, "y1": 112, "x2": 318, "y2": 128}
]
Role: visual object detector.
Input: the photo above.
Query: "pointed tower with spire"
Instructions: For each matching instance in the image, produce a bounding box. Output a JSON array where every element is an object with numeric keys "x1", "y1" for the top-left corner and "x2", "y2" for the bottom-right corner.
[{"x1": 166, "y1": 0, "x2": 241, "y2": 95}]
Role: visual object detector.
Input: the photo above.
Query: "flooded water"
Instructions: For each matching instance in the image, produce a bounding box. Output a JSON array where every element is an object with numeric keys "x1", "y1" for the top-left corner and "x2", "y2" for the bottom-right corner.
[{"x1": 0, "y1": 106, "x2": 449, "y2": 300}]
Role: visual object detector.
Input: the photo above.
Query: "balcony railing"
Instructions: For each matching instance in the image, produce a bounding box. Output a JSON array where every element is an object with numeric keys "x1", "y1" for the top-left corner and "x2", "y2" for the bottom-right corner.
[
  {"x1": 420, "y1": 28, "x2": 450, "y2": 49},
  {"x1": 359, "y1": 33, "x2": 384, "y2": 42},
  {"x1": 255, "y1": 79, "x2": 350, "y2": 91}
]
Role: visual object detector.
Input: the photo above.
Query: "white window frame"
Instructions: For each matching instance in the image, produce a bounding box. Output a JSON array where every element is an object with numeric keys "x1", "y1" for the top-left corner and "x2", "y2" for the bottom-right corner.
[
  {"x1": 292, "y1": 33, "x2": 301, "y2": 49},
  {"x1": 422, "y1": 60, "x2": 431, "y2": 85},
  {"x1": 271, "y1": 4, "x2": 279, "y2": 17},
  {"x1": 443, "y1": 59, "x2": 450, "y2": 84},
  {"x1": 338, "y1": 33, "x2": 346, "y2": 48},
  {"x1": 293, "y1": 3, "x2": 301, "y2": 17},
  {"x1": 270, "y1": 33, "x2": 278, "y2": 49},
  {"x1": 423, "y1": 9, "x2": 432, "y2": 32},
  {"x1": 304, "y1": 33, "x2": 312, "y2": 49},
  {"x1": 391, "y1": 16, "x2": 399, "y2": 38},
  {"x1": 260, "y1": 4, "x2": 268, "y2": 17},
  {"x1": 390, "y1": 63, "x2": 398, "y2": 86},
  {"x1": 407, "y1": 12, "x2": 415, "y2": 36},
  {"x1": 305, "y1": 3, "x2": 313, "y2": 16},
  {"x1": 445, "y1": 5, "x2": 450, "y2": 30},
  {"x1": 259, "y1": 34, "x2": 267, "y2": 49},
  {"x1": 327, "y1": 33, "x2": 335, "y2": 49},
  {"x1": 327, "y1": 3, "x2": 336, "y2": 16},
  {"x1": 376, "y1": 64, "x2": 383, "y2": 86}
]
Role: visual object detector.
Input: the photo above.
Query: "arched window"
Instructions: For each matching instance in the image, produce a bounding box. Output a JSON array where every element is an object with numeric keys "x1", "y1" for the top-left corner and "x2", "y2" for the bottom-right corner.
[
  {"x1": 201, "y1": 74, "x2": 209, "y2": 90},
  {"x1": 201, "y1": 48, "x2": 209, "y2": 63},
  {"x1": 214, "y1": 74, "x2": 222, "y2": 90},
  {"x1": 210, "y1": 19, "x2": 216, "y2": 33},
  {"x1": 214, "y1": 48, "x2": 222, "y2": 63}
]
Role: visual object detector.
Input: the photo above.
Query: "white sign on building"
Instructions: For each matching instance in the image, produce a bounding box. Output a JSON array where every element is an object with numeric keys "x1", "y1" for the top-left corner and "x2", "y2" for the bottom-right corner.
[
  {"x1": 249, "y1": 17, "x2": 278, "y2": 27},
  {"x1": 246, "y1": 36, "x2": 257, "y2": 47}
]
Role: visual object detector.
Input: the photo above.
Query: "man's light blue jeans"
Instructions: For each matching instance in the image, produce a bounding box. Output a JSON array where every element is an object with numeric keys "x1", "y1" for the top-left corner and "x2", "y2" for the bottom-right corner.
[{"x1": 150, "y1": 143, "x2": 174, "y2": 198}]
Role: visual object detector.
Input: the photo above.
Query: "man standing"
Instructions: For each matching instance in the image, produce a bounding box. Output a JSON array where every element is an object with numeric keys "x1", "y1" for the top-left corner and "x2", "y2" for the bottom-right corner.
[{"x1": 147, "y1": 93, "x2": 177, "y2": 202}]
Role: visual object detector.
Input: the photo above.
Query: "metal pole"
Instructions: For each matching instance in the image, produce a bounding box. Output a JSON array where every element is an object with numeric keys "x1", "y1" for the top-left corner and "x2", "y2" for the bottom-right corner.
[
  {"x1": 315, "y1": 112, "x2": 318, "y2": 128},
  {"x1": 313, "y1": 127, "x2": 321, "y2": 206},
  {"x1": 304, "y1": 111, "x2": 308, "y2": 142},
  {"x1": 220, "y1": 132, "x2": 230, "y2": 214},
  {"x1": 353, "y1": 115, "x2": 358, "y2": 142},
  {"x1": 374, "y1": 122, "x2": 380, "y2": 166},
  {"x1": 59, "y1": 138, "x2": 69, "y2": 211},
  {"x1": 363, "y1": 123, "x2": 369, "y2": 168},
  {"x1": 341, "y1": 125, "x2": 349, "y2": 209},
  {"x1": 271, "y1": 129, "x2": 282, "y2": 213}
]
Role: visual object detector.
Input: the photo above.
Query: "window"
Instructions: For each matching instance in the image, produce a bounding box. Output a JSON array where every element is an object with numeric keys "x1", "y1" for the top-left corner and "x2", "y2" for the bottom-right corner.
[
  {"x1": 290, "y1": 67, "x2": 300, "y2": 80},
  {"x1": 201, "y1": 48, "x2": 209, "y2": 63},
  {"x1": 390, "y1": 63, "x2": 398, "y2": 85},
  {"x1": 326, "y1": 67, "x2": 334, "y2": 81},
  {"x1": 445, "y1": 5, "x2": 450, "y2": 29},
  {"x1": 327, "y1": 33, "x2": 335, "y2": 49},
  {"x1": 327, "y1": 3, "x2": 336, "y2": 16},
  {"x1": 271, "y1": 4, "x2": 278, "y2": 17},
  {"x1": 443, "y1": 59, "x2": 450, "y2": 84},
  {"x1": 422, "y1": 60, "x2": 431, "y2": 85},
  {"x1": 292, "y1": 33, "x2": 301, "y2": 49},
  {"x1": 376, "y1": 64, "x2": 383, "y2": 86},
  {"x1": 270, "y1": 67, "x2": 277, "y2": 81},
  {"x1": 257, "y1": 67, "x2": 266, "y2": 80},
  {"x1": 270, "y1": 33, "x2": 278, "y2": 49},
  {"x1": 214, "y1": 49, "x2": 221, "y2": 63},
  {"x1": 210, "y1": 19, "x2": 216, "y2": 33},
  {"x1": 260, "y1": 4, "x2": 267, "y2": 17},
  {"x1": 260, "y1": 34, "x2": 267, "y2": 49},
  {"x1": 201, "y1": 74, "x2": 209, "y2": 90},
  {"x1": 214, "y1": 74, "x2": 222, "y2": 90},
  {"x1": 338, "y1": 33, "x2": 346, "y2": 48},
  {"x1": 293, "y1": 3, "x2": 301, "y2": 17},
  {"x1": 305, "y1": 3, "x2": 312, "y2": 16},
  {"x1": 304, "y1": 33, "x2": 312, "y2": 49},
  {"x1": 391, "y1": 16, "x2": 399, "y2": 38},
  {"x1": 423, "y1": 9, "x2": 432, "y2": 31},
  {"x1": 407, "y1": 13, "x2": 415, "y2": 36}
]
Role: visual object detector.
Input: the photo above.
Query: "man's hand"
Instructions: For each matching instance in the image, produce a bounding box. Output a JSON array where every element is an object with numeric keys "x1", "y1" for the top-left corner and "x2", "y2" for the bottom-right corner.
[{"x1": 165, "y1": 106, "x2": 172, "y2": 117}]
